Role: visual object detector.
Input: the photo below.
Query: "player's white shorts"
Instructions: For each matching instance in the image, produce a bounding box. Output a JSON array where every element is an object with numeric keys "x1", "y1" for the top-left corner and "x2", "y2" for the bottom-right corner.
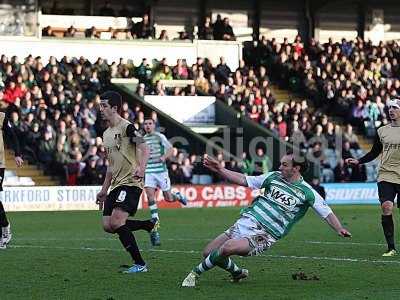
[
  {"x1": 144, "y1": 171, "x2": 171, "y2": 191},
  {"x1": 224, "y1": 216, "x2": 277, "y2": 256}
]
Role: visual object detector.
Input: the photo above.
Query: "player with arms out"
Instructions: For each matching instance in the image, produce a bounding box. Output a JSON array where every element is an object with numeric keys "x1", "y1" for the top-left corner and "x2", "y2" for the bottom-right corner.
[
  {"x1": 347, "y1": 98, "x2": 400, "y2": 256},
  {"x1": 143, "y1": 117, "x2": 187, "y2": 246},
  {"x1": 0, "y1": 111, "x2": 23, "y2": 249},
  {"x1": 182, "y1": 153, "x2": 351, "y2": 287},
  {"x1": 96, "y1": 91, "x2": 157, "y2": 273}
]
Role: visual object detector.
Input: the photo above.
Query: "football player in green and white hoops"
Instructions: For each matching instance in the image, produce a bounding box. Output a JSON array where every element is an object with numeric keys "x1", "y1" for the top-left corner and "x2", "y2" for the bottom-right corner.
[
  {"x1": 143, "y1": 117, "x2": 187, "y2": 246},
  {"x1": 182, "y1": 153, "x2": 351, "y2": 287}
]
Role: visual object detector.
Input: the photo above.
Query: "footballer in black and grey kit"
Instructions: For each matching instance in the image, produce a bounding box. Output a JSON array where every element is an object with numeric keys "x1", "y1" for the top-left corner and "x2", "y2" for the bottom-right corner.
[
  {"x1": 347, "y1": 98, "x2": 400, "y2": 256},
  {"x1": 0, "y1": 111, "x2": 24, "y2": 249}
]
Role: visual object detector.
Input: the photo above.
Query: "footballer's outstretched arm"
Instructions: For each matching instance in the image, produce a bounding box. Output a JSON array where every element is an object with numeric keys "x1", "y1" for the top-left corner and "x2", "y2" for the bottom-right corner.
[
  {"x1": 312, "y1": 191, "x2": 351, "y2": 238},
  {"x1": 346, "y1": 134, "x2": 382, "y2": 165},
  {"x1": 203, "y1": 155, "x2": 247, "y2": 186},
  {"x1": 325, "y1": 213, "x2": 352, "y2": 237}
]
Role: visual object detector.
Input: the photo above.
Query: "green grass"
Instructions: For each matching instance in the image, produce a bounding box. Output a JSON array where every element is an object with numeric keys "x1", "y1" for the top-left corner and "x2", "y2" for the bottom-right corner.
[{"x1": 1, "y1": 206, "x2": 400, "y2": 299}]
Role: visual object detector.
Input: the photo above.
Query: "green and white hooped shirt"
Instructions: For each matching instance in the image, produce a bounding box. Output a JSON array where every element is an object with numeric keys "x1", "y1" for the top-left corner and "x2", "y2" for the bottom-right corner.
[
  {"x1": 242, "y1": 171, "x2": 332, "y2": 240},
  {"x1": 144, "y1": 132, "x2": 172, "y2": 174}
]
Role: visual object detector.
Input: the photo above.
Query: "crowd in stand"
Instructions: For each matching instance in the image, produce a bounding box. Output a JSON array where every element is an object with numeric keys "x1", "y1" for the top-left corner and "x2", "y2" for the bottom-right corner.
[
  {"x1": 3, "y1": 34, "x2": 391, "y2": 185},
  {"x1": 0, "y1": 53, "x2": 248, "y2": 186},
  {"x1": 249, "y1": 36, "x2": 399, "y2": 138},
  {"x1": 241, "y1": 35, "x2": 400, "y2": 181},
  {"x1": 0, "y1": 54, "x2": 150, "y2": 185},
  {"x1": 137, "y1": 38, "x2": 389, "y2": 182}
]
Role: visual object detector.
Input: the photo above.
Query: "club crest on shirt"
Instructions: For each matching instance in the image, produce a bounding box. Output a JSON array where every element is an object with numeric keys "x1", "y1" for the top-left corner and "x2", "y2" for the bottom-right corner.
[{"x1": 114, "y1": 133, "x2": 122, "y2": 150}]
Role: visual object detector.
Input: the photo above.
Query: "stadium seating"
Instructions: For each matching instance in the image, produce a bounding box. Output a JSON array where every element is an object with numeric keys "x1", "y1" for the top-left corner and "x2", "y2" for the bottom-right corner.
[{"x1": 2, "y1": 34, "x2": 393, "y2": 184}]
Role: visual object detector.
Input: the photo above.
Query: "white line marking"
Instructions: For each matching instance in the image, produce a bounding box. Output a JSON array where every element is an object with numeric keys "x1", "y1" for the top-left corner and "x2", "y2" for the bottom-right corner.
[
  {"x1": 7, "y1": 244, "x2": 400, "y2": 265},
  {"x1": 13, "y1": 238, "x2": 387, "y2": 246},
  {"x1": 263, "y1": 254, "x2": 400, "y2": 265},
  {"x1": 303, "y1": 240, "x2": 385, "y2": 246}
]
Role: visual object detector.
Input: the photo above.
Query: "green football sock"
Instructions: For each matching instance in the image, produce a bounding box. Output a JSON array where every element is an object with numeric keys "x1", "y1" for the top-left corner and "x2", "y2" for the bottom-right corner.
[
  {"x1": 193, "y1": 249, "x2": 242, "y2": 276},
  {"x1": 149, "y1": 203, "x2": 159, "y2": 220}
]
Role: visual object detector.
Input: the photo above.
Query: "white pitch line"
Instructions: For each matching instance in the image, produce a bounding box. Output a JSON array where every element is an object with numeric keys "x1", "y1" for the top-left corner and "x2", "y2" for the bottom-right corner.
[
  {"x1": 12, "y1": 237, "x2": 387, "y2": 247},
  {"x1": 7, "y1": 244, "x2": 400, "y2": 265},
  {"x1": 9, "y1": 244, "x2": 199, "y2": 254},
  {"x1": 263, "y1": 254, "x2": 400, "y2": 265},
  {"x1": 303, "y1": 240, "x2": 385, "y2": 246}
]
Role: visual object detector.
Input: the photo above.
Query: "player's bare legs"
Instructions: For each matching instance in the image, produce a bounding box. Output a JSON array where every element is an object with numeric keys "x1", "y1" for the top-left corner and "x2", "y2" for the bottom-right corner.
[
  {"x1": 110, "y1": 208, "x2": 129, "y2": 231},
  {"x1": 202, "y1": 233, "x2": 230, "y2": 257},
  {"x1": 102, "y1": 216, "x2": 114, "y2": 233},
  {"x1": 218, "y1": 238, "x2": 252, "y2": 256}
]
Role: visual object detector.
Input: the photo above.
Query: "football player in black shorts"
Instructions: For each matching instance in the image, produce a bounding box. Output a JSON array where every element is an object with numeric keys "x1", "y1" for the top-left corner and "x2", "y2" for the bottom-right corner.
[
  {"x1": 96, "y1": 91, "x2": 157, "y2": 273},
  {"x1": 347, "y1": 98, "x2": 400, "y2": 256}
]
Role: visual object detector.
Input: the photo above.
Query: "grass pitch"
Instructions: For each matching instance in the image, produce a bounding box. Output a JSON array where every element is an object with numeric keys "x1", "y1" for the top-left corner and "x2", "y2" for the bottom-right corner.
[{"x1": 1, "y1": 206, "x2": 400, "y2": 300}]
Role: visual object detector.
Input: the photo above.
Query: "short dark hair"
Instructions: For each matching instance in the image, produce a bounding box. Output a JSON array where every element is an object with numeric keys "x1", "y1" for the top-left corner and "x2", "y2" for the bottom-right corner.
[
  {"x1": 100, "y1": 91, "x2": 122, "y2": 113},
  {"x1": 287, "y1": 151, "x2": 309, "y2": 173}
]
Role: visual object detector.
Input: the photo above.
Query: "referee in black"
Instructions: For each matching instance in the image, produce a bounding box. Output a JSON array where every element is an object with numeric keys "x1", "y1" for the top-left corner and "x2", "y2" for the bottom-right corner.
[{"x1": 346, "y1": 98, "x2": 400, "y2": 256}]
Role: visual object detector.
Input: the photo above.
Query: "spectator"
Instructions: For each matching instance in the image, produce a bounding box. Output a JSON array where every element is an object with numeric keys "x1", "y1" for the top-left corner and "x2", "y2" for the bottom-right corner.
[
  {"x1": 177, "y1": 30, "x2": 192, "y2": 40},
  {"x1": 63, "y1": 26, "x2": 77, "y2": 38},
  {"x1": 135, "y1": 58, "x2": 152, "y2": 85},
  {"x1": 334, "y1": 159, "x2": 351, "y2": 182},
  {"x1": 253, "y1": 148, "x2": 272, "y2": 175},
  {"x1": 350, "y1": 164, "x2": 367, "y2": 182},
  {"x1": 198, "y1": 17, "x2": 213, "y2": 40},
  {"x1": 81, "y1": 156, "x2": 99, "y2": 185},
  {"x1": 152, "y1": 65, "x2": 173, "y2": 85},
  {"x1": 240, "y1": 152, "x2": 254, "y2": 175},
  {"x1": 215, "y1": 57, "x2": 231, "y2": 84},
  {"x1": 170, "y1": 163, "x2": 184, "y2": 184},
  {"x1": 172, "y1": 59, "x2": 189, "y2": 80},
  {"x1": 343, "y1": 124, "x2": 359, "y2": 149},
  {"x1": 342, "y1": 141, "x2": 353, "y2": 160},
  {"x1": 221, "y1": 18, "x2": 235, "y2": 41},
  {"x1": 66, "y1": 152, "x2": 84, "y2": 185},
  {"x1": 194, "y1": 70, "x2": 209, "y2": 94},
  {"x1": 85, "y1": 26, "x2": 100, "y2": 39},
  {"x1": 38, "y1": 129, "x2": 56, "y2": 172},
  {"x1": 3, "y1": 81, "x2": 24, "y2": 104},
  {"x1": 42, "y1": 26, "x2": 55, "y2": 37},
  {"x1": 181, "y1": 158, "x2": 193, "y2": 183},
  {"x1": 158, "y1": 30, "x2": 169, "y2": 41},
  {"x1": 212, "y1": 14, "x2": 224, "y2": 40},
  {"x1": 133, "y1": 14, "x2": 154, "y2": 39}
]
